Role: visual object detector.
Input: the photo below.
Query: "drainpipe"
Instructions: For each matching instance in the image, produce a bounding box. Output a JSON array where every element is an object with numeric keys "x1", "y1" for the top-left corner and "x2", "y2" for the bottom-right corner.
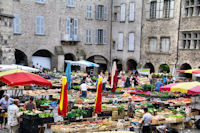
[
  {"x1": 176, "y1": 0, "x2": 182, "y2": 69},
  {"x1": 140, "y1": 0, "x2": 144, "y2": 68},
  {"x1": 109, "y1": 0, "x2": 113, "y2": 72}
]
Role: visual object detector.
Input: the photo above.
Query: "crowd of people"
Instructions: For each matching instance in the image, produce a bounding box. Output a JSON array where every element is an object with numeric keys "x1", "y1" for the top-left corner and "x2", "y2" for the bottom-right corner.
[{"x1": 0, "y1": 94, "x2": 37, "y2": 132}]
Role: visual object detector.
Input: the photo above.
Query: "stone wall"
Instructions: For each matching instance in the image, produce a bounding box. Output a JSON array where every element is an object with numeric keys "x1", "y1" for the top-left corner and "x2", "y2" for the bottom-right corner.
[
  {"x1": 141, "y1": 0, "x2": 181, "y2": 73},
  {"x1": 112, "y1": 0, "x2": 142, "y2": 71}
]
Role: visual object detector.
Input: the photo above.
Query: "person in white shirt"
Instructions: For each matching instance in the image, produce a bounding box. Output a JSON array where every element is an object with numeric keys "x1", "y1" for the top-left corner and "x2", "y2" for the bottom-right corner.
[
  {"x1": 80, "y1": 77, "x2": 88, "y2": 98},
  {"x1": 8, "y1": 99, "x2": 20, "y2": 133},
  {"x1": 141, "y1": 108, "x2": 152, "y2": 133}
]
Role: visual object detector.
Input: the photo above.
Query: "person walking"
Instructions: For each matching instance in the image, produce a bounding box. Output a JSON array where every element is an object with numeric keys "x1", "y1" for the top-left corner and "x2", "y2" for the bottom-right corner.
[
  {"x1": 141, "y1": 108, "x2": 153, "y2": 133},
  {"x1": 127, "y1": 97, "x2": 135, "y2": 118},
  {"x1": 80, "y1": 77, "x2": 88, "y2": 98},
  {"x1": 0, "y1": 94, "x2": 14, "y2": 129},
  {"x1": 7, "y1": 99, "x2": 20, "y2": 133}
]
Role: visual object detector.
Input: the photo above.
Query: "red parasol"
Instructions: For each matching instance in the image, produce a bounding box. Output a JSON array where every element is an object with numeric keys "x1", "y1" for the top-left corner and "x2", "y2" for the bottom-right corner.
[{"x1": 0, "y1": 69, "x2": 52, "y2": 86}]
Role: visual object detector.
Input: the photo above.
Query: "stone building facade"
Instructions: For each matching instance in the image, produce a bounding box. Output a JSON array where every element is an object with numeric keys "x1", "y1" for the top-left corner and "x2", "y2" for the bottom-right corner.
[
  {"x1": 12, "y1": 0, "x2": 112, "y2": 72},
  {"x1": 178, "y1": 0, "x2": 200, "y2": 70},
  {"x1": 1, "y1": 0, "x2": 200, "y2": 73},
  {"x1": 0, "y1": 0, "x2": 15, "y2": 64},
  {"x1": 112, "y1": 0, "x2": 143, "y2": 71},
  {"x1": 141, "y1": 0, "x2": 181, "y2": 73}
]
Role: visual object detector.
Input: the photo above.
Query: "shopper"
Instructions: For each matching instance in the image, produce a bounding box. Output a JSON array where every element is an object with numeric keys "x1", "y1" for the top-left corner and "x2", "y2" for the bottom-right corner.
[
  {"x1": 155, "y1": 79, "x2": 163, "y2": 91},
  {"x1": 127, "y1": 97, "x2": 135, "y2": 118},
  {"x1": 0, "y1": 94, "x2": 14, "y2": 129},
  {"x1": 86, "y1": 75, "x2": 93, "y2": 85},
  {"x1": 24, "y1": 97, "x2": 37, "y2": 111},
  {"x1": 141, "y1": 108, "x2": 152, "y2": 133},
  {"x1": 121, "y1": 73, "x2": 126, "y2": 88},
  {"x1": 80, "y1": 77, "x2": 88, "y2": 98},
  {"x1": 125, "y1": 74, "x2": 131, "y2": 88},
  {"x1": 8, "y1": 99, "x2": 20, "y2": 133},
  {"x1": 102, "y1": 74, "x2": 108, "y2": 91}
]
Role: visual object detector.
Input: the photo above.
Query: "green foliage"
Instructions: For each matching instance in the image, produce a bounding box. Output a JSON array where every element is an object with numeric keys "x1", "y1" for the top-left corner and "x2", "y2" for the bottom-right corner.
[
  {"x1": 160, "y1": 64, "x2": 170, "y2": 73},
  {"x1": 118, "y1": 105, "x2": 125, "y2": 115},
  {"x1": 142, "y1": 84, "x2": 155, "y2": 91}
]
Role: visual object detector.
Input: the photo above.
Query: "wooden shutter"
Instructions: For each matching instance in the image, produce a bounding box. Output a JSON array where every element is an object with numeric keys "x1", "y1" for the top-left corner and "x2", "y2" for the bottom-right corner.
[
  {"x1": 14, "y1": 14, "x2": 20, "y2": 33},
  {"x1": 159, "y1": 0, "x2": 164, "y2": 18},
  {"x1": 71, "y1": 0, "x2": 74, "y2": 7},
  {"x1": 156, "y1": 0, "x2": 160, "y2": 18},
  {"x1": 169, "y1": 0, "x2": 174, "y2": 18},
  {"x1": 86, "y1": 29, "x2": 89, "y2": 44},
  {"x1": 146, "y1": 2, "x2": 150, "y2": 19},
  {"x1": 129, "y1": 3, "x2": 135, "y2": 21},
  {"x1": 96, "y1": 5, "x2": 99, "y2": 19},
  {"x1": 104, "y1": 6, "x2": 108, "y2": 20},
  {"x1": 150, "y1": 38, "x2": 157, "y2": 52},
  {"x1": 74, "y1": 19, "x2": 78, "y2": 41},
  {"x1": 67, "y1": 0, "x2": 70, "y2": 6},
  {"x1": 103, "y1": 29, "x2": 107, "y2": 44},
  {"x1": 66, "y1": 18, "x2": 71, "y2": 40},
  {"x1": 120, "y1": 4, "x2": 126, "y2": 22},
  {"x1": 36, "y1": 16, "x2": 40, "y2": 34},
  {"x1": 129, "y1": 33, "x2": 135, "y2": 51},
  {"x1": 40, "y1": 16, "x2": 44, "y2": 34},
  {"x1": 95, "y1": 29, "x2": 98, "y2": 44},
  {"x1": 89, "y1": 29, "x2": 91, "y2": 44},
  {"x1": 118, "y1": 33, "x2": 123, "y2": 50}
]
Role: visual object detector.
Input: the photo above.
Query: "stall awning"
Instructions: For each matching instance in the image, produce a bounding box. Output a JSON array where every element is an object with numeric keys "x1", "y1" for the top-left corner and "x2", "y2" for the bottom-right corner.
[{"x1": 65, "y1": 60, "x2": 99, "y2": 67}]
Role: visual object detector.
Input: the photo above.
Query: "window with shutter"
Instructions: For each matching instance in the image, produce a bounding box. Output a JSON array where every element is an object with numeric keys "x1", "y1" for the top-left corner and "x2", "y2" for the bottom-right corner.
[
  {"x1": 74, "y1": 19, "x2": 78, "y2": 41},
  {"x1": 36, "y1": 0, "x2": 45, "y2": 3},
  {"x1": 67, "y1": 0, "x2": 74, "y2": 7},
  {"x1": 156, "y1": 0, "x2": 161, "y2": 18},
  {"x1": 169, "y1": 0, "x2": 174, "y2": 18},
  {"x1": 146, "y1": 2, "x2": 150, "y2": 19},
  {"x1": 36, "y1": 16, "x2": 44, "y2": 35},
  {"x1": 86, "y1": 29, "x2": 92, "y2": 44},
  {"x1": 163, "y1": 0, "x2": 170, "y2": 18},
  {"x1": 40, "y1": 16, "x2": 44, "y2": 34},
  {"x1": 150, "y1": 1, "x2": 157, "y2": 19},
  {"x1": 103, "y1": 30, "x2": 107, "y2": 44},
  {"x1": 161, "y1": 37, "x2": 170, "y2": 52},
  {"x1": 66, "y1": 18, "x2": 71, "y2": 40},
  {"x1": 118, "y1": 33, "x2": 124, "y2": 50},
  {"x1": 86, "y1": 5, "x2": 92, "y2": 19},
  {"x1": 120, "y1": 4, "x2": 126, "y2": 22},
  {"x1": 149, "y1": 38, "x2": 157, "y2": 52},
  {"x1": 13, "y1": 13, "x2": 20, "y2": 34},
  {"x1": 36, "y1": 16, "x2": 40, "y2": 34},
  {"x1": 95, "y1": 29, "x2": 98, "y2": 44},
  {"x1": 129, "y1": 33, "x2": 135, "y2": 51},
  {"x1": 129, "y1": 3, "x2": 135, "y2": 21},
  {"x1": 96, "y1": 5, "x2": 99, "y2": 19},
  {"x1": 104, "y1": 6, "x2": 108, "y2": 20}
]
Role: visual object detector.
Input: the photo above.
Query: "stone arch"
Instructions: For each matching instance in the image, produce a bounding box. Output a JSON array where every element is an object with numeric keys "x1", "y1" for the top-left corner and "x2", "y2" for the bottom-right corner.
[
  {"x1": 87, "y1": 55, "x2": 108, "y2": 72},
  {"x1": 159, "y1": 64, "x2": 170, "y2": 73},
  {"x1": 113, "y1": 59, "x2": 122, "y2": 72},
  {"x1": 32, "y1": 49, "x2": 52, "y2": 69},
  {"x1": 144, "y1": 63, "x2": 155, "y2": 73},
  {"x1": 127, "y1": 59, "x2": 137, "y2": 71},
  {"x1": 64, "y1": 53, "x2": 77, "y2": 71},
  {"x1": 64, "y1": 53, "x2": 76, "y2": 61},
  {"x1": 15, "y1": 49, "x2": 28, "y2": 66},
  {"x1": 179, "y1": 63, "x2": 192, "y2": 78}
]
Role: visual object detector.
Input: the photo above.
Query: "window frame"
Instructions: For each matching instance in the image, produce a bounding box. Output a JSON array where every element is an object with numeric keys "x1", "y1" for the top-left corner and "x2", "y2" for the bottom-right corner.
[
  {"x1": 160, "y1": 37, "x2": 170, "y2": 53},
  {"x1": 13, "y1": 13, "x2": 21, "y2": 34},
  {"x1": 149, "y1": 37, "x2": 158, "y2": 53},
  {"x1": 36, "y1": 16, "x2": 45, "y2": 35},
  {"x1": 150, "y1": 1, "x2": 157, "y2": 19},
  {"x1": 36, "y1": 0, "x2": 45, "y2": 4}
]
